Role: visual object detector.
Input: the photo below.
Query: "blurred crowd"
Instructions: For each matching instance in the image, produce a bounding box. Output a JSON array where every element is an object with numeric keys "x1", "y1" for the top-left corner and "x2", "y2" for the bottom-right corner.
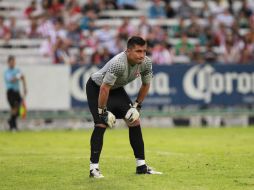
[{"x1": 1, "y1": 0, "x2": 254, "y2": 65}]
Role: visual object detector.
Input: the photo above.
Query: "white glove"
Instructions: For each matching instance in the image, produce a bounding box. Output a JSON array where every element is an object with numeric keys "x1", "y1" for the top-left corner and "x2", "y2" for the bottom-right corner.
[
  {"x1": 107, "y1": 111, "x2": 116, "y2": 128},
  {"x1": 98, "y1": 108, "x2": 116, "y2": 128},
  {"x1": 125, "y1": 102, "x2": 140, "y2": 123}
]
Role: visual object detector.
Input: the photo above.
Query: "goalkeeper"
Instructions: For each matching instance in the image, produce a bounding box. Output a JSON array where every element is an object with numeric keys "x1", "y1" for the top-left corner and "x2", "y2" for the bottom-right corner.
[{"x1": 86, "y1": 36, "x2": 162, "y2": 178}]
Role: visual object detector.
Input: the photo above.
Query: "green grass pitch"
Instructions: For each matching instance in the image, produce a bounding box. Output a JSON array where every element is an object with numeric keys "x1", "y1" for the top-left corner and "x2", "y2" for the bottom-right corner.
[{"x1": 0, "y1": 127, "x2": 254, "y2": 190}]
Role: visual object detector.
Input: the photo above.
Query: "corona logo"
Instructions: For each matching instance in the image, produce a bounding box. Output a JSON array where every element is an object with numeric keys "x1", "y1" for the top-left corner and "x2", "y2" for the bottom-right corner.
[
  {"x1": 70, "y1": 66, "x2": 98, "y2": 101},
  {"x1": 183, "y1": 65, "x2": 254, "y2": 103},
  {"x1": 70, "y1": 66, "x2": 171, "y2": 102},
  {"x1": 125, "y1": 72, "x2": 170, "y2": 96}
]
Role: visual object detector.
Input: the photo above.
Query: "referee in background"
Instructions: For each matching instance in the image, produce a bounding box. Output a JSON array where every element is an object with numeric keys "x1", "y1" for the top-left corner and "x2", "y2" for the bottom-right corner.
[{"x1": 4, "y1": 55, "x2": 27, "y2": 131}]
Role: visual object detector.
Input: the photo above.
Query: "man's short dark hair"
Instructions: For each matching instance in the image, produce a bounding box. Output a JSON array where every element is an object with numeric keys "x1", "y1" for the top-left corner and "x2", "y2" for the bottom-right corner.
[
  {"x1": 127, "y1": 36, "x2": 146, "y2": 49},
  {"x1": 7, "y1": 55, "x2": 15, "y2": 62}
]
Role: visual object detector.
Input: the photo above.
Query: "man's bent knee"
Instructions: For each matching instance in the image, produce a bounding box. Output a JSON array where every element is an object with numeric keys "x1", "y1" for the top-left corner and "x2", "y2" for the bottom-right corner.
[
  {"x1": 95, "y1": 124, "x2": 107, "y2": 128},
  {"x1": 125, "y1": 118, "x2": 140, "y2": 127}
]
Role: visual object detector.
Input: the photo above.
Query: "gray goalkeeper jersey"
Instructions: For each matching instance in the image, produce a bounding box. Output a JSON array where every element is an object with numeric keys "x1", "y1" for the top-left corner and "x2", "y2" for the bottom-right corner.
[{"x1": 91, "y1": 51, "x2": 153, "y2": 89}]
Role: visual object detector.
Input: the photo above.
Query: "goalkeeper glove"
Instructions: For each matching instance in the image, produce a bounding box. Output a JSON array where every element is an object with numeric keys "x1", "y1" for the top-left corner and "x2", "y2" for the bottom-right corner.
[
  {"x1": 98, "y1": 107, "x2": 116, "y2": 128},
  {"x1": 125, "y1": 101, "x2": 141, "y2": 123}
]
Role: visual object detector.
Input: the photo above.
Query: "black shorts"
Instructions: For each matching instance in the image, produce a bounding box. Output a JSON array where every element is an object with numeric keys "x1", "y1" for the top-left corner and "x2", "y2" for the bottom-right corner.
[
  {"x1": 7, "y1": 89, "x2": 22, "y2": 108},
  {"x1": 86, "y1": 77, "x2": 132, "y2": 124}
]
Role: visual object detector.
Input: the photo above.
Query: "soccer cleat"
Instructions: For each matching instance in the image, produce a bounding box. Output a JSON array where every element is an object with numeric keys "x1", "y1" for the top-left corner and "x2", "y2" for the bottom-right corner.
[
  {"x1": 136, "y1": 164, "x2": 162, "y2": 175},
  {"x1": 89, "y1": 168, "x2": 104, "y2": 178}
]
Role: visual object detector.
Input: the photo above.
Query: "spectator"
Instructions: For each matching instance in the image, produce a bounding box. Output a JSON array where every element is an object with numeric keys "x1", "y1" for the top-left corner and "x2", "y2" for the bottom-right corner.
[
  {"x1": 65, "y1": 0, "x2": 81, "y2": 16},
  {"x1": 55, "y1": 17, "x2": 67, "y2": 36},
  {"x1": 170, "y1": 17, "x2": 186, "y2": 37},
  {"x1": 213, "y1": 23, "x2": 227, "y2": 46},
  {"x1": 137, "y1": 16, "x2": 152, "y2": 39},
  {"x1": 82, "y1": 0, "x2": 100, "y2": 14},
  {"x1": 199, "y1": 0, "x2": 212, "y2": 18},
  {"x1": 237, "y1": 11, "x2": 250, "y2": 29},
  {"x1": 198, "y1": 26, "x2": 211, "y2": 46},
  {"x1": 151, "y1": 43, "x2": 174, "y2": 64},
  {"x1": 81, "y1": 30, "x2": 98, "y2": 51},
  {"x1": 80, "y1": 10, "x2": 97, "y2": 31},
  {"x1": 150, "y1": 25, "x2": 168, "y2": 42},
  {"x1": 64, "y1": 0, "x2": 82, "y2": 25},
  {"x1": 100, "y1": 47, "x2": 114, "y2": 63},
  {"x1": 53, "y1": 37, "x2": 75, "y2": 64},
  {"x1": 48, "y1": 0, "x2": 65, "y2": 18},
  {"x1": 218, "y1": 37, "x2": 241, "y2": 64},
  {"x1": 215, "y1": 8, "x2": 235, "y2": 27},
  {"x1": 186, "y1": 14, "x2": 201, "y2": 38},
  {"x1": 165, "y1": 1, "x2": 176, "y2": 18},
  {"x1": 99, "y1": 0, "x2": 118, "y2": 10},
  {"x1": 37, "y1": 15, "x2": 55, "y2": 38},
  {"x1": 174, "y1": 33, "x2": 194, "y2": 57},
  {"x1": 40, "y1": 35, "x2": 54, "y2": 57},
  {"x1": 107, "y1": 35, "x2": 125, "y2": 55},
  {"x1": 94, "y1": 24, "x2": 117, "y2": 52},
  {"x1": 240, "y1": 33, "x2": 254, "y2": 64},
  {"x1": 28, "y1": 0, "x2": 48, "y2": 19},
  {"x1": 66, "y1": 21, "x2": 81, "y2": 47},
  {"x1": 203, "y1": 42, "x2": 218, "y2": 64},
  {"x1": 26, "y1": 18, "x2": 41, "y2": 38},
  {"x1": 118, "y1": 17, "x2": 136, "y2": 40},
  {"x1": 177, "y1": 0, "x2": 193, "y2": 19},
  {"x1": 91, "y1": 49, "x2": 103, "y2": 65},
  {"x1": 24, "y1": 0, "x2": 37, "y2": 19},
  {"x1": 149, "y1": 0, "x2": 166, "y2": 19},
  {"x1": 206, "y1": 15, "x2": 216, "y2": 30},
  {"x1": 227, "y1": 0, "x2": 234, "y2": 14},
  {"x1": 146, "y1": 26, "x2": 165, "y2": 48},
  {"x1": 209, "y1": 0, "x2": 226, "y2": 16},
  {"x1": 117, "y1": 0, "x2": 137, "y2": 10},
  {"x1": 238, "y1": 0, "x2": 252, "y2": 18},
  {"x1": 0, "y1": 16, "x2": 11, "y2": 41},
  {"x1": 50, "y1": 17, "x2": 68, "y2": 44},
  {"x1": 191, "y1": 43, "x2": 205, "y2": 64},
  {"x1": 8, "y1": 16, "x2": 24, "y2": 38},
  {"x1": 75, "y1": 47, "x2": 90, "y2": 65}
]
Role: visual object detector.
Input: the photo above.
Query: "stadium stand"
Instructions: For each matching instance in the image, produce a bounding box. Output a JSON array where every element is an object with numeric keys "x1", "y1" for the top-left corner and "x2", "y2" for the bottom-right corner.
[{"x1": 0, "y1": 0, "x2": 253, "y2": 65}]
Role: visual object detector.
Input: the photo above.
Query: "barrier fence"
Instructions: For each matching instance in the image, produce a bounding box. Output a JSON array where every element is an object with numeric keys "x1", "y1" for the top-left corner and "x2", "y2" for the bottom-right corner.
[{"x1": 1, "y1": 64, "x2": 254, "y2": 110}]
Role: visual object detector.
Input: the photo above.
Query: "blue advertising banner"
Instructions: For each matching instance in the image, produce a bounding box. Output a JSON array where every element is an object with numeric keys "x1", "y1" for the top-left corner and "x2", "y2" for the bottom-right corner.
[{"x1": 70, "y1": 64, "x2": 254, "y2": 107}]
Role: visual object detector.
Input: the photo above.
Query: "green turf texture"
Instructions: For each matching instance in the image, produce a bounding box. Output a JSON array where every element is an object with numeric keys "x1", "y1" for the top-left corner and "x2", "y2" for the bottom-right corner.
[{"x1": 0, "y1": 127, "x2": 254, "y2": 190}]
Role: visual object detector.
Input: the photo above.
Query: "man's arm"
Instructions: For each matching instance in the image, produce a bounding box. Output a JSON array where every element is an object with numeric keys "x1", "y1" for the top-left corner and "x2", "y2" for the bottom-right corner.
[
  {"x1": 98, "y1": 83, "x2": 111, "y2": 109},
  {"x1": 98, "y1": 83, "x2": 116, "y2": 128},
  {"x1": 136, "y1": 83, "x2": 150, "y2": 104},
  {"x1": 21, "y1": 75, "x2": 27, "y2": 97}
]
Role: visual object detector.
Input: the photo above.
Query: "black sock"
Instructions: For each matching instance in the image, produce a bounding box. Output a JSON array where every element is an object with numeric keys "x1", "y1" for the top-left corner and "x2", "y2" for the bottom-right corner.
[
  {"x1": 90, "y1": 127, "x2": 106, "y2": 163},
  {"x1": 9, "y1": 114, "x2": 17, "y2": 130},
  {"x1": 129, "y1": 125, "x2": 145, "y2": 160}
]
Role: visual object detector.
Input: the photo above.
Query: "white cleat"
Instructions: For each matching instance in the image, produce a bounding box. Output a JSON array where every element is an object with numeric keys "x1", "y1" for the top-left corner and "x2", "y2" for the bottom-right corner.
[{"x1": 89, "y1": 168, "x2": 104, "y2": 178}]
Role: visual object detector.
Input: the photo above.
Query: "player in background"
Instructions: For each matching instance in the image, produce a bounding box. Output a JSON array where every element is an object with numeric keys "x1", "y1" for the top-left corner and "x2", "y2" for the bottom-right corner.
[
  {"x1": 86, "y1": 36, "x2": 162, "y2": 178},
  {"x1": 4, "y1": 55, "x2": 27, "y2": 131}
]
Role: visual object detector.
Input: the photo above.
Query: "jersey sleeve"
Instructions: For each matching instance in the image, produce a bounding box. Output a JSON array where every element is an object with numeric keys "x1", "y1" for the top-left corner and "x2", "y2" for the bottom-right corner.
[
  {"x1": 141, "y1": 57, "x2": 153, "y2": 84},
  {"x1": 103, "y1": 59, "x2": 125, "y2": 86}
]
